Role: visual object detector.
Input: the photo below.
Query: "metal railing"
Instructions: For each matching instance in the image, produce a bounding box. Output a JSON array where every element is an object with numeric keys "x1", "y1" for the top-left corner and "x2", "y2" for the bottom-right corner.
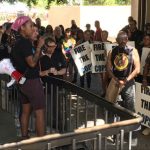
[{"x1": 0, "y1": 75, "x2": 142, "y2": 150}]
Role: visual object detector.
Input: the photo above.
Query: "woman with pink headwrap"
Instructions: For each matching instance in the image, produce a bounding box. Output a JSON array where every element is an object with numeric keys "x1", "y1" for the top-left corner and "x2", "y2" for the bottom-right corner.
[{"x1": 11, "y1": 16, "x2": 45, "y2": 139}]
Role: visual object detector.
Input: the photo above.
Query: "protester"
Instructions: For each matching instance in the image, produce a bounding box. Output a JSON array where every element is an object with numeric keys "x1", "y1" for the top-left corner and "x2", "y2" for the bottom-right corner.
[
  {"x1": 106, "y1": 31, "x2": 140, "y2": 110},
  {"x1": 101, "y1": 30, "x2": 112, "y2": 95},
  {"x1": 54, "y1": 26, "x2": 64, "y2": 52},
  {"x1": 76, "y1": 30, "x2": 92, "y2": 88},
  {"x1": 39, "y1": 37, "x2": 66, "y2": 79},
  {"x1": 35, "y1": 17, "x2": 45, "y2": 36},
  {"x1": 106, "y1": 31, "x2": 140, "y2": 145},
  {"x1": 39, "y1": 37, "x2": 66, "y2": 131},
  {"x1": 43, "y1": 24, "x2": 54, "y2": 38},
  {"x1": 62, "y1": 28, "x2": 76, "y2": 78},
  {"x1": 94, "y1": 20, "x2": 102, "y2": 42},
  {"x1": 70, "y1": 19, "x2": 79, "y2": 39},
  {"x1": 144, "y1": 23, "x2": 150, "y2": 35},
  {"x1": 135, "y1": 34, "x2": 150, "y2": 83},
  {"x1": 71, "y1": 29, "x2": 84, "y2": 84},
  {"x1": 127, "y1": 19, "x2": 143, "y2": 49},
  {"x1": 11, "y1": 16, "x2": 45, "y2": 139},
  {"x1": 121, "y1": 16, "x2": 134, "y2": 33}
]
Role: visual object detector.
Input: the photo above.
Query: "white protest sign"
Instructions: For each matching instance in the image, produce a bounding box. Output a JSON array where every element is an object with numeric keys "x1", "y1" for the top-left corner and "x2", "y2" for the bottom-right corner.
[
  {"x1": 140, "y1": 47, "x2": 150, "y2": 76},
  {"x1": 104, "y1": 43, "x2": 118, "y2": 53},
  {"x1": 71, "y1": 41, "x2": 92, "y2": 76},
  {"x1": 127, "y1": 41, "x2": 135, "y2": 47},
  {"x1": 135, "y1": 82, "x2": 150, "y2": 128},
  {"x1": 91, "y1": 42, "x2": 106, "y2": 73}
]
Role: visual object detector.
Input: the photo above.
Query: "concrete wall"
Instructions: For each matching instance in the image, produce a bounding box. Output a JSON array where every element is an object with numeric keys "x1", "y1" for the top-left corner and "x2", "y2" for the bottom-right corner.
[
  {"x1": 131, "y1": 0, "x2": 139, "y2": 23},
  {"x1": 48, "y1": 6, "x2": 80, "y2": 29},
  {"x1": 80, "y1": 6, "x2": 131, "y2": 37},
  {"x1": 48, "y1": 6, "x2": 131, "y2": 37}
]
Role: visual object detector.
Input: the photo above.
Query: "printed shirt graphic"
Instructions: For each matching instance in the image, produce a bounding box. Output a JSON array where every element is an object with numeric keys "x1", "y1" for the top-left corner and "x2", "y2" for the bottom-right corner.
[
  {"x1": 63, "y1": 38, "x2": 76, "y2": 53},
  {"x1": 111, "y1": 46, "x2": 133, "y2": 79},
  {"x1": 114, "y1": 53, "x2": 129, "y2": 71}
]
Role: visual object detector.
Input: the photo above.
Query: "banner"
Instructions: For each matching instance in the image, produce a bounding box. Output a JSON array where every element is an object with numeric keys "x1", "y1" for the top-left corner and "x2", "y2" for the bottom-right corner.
[
  {"x1": 71, "y1": 41, "x2": 92, "y2": 76},
  {"x1": 135, "y1": 82, "x2": 150, "y2": 128},
  {"x1": 140, "y1": 47, "x2": 150, "y2": 76},
  {"x1": 91, "y1": 42, "x2": 107, "y2": 73},
  {"x1": 127, "y1": 41, "x2": 135, "y2": 47}
]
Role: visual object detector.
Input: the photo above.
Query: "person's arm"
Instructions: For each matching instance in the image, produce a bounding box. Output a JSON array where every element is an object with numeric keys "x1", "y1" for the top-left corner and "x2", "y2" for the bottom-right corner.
[
  {"x1": 142, "y1": 53, "x2": 150, "y2": 86},
  {"x1": 126, "y1": 48, "x2": 140, "y2": 82},
  {"x1": 50, "y1": 68, "x2": 66, "y2": 76},
  {"x1": 39, "y1": 70, "x2": 50, "y2": 76},
  {"x1": 25, "y1": 37, "x2": 45, "y2": 68},
  {"x1": 61, "y1": 44, "x2": 67, "y2": 59}
]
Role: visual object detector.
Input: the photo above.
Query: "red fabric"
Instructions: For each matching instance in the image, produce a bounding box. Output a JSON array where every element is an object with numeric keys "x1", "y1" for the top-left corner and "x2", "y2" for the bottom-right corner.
[
  {"x1": 11, "y1": 71, "x2": 23, "y2": 82},
  {"x1": 94, "y1": 28, "x2": 102, "y2": 42}
]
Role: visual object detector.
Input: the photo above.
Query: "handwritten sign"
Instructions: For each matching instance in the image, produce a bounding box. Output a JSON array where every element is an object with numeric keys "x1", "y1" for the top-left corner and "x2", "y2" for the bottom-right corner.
[
  {"x1": 91, "y1": 42, "x2": 106, "y2": 73},
  {"x1": 71, "y1": 41, "x2": 92, "y2": 76},
  {"x1": 135, "y1": 82, "x2": 150, "y2": 128},
  {"x1": 127, "y1": 41, "x2": 135, "y2": 47}
]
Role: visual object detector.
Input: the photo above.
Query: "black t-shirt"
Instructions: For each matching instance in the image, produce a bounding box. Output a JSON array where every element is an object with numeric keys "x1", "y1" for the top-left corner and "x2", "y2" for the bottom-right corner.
[
  {"x1": 11, "y1": 36, "x2": 39, "y2": 79},
  {"x1": 39, "y1": 50, "x2": 66, "y2": 79},
  {"x1": 0, "y1": 44, "x2": 10, "y2": 61}
]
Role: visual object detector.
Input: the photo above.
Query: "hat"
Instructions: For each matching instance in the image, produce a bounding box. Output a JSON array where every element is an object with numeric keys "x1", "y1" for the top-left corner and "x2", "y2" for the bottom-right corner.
[{"x1": 11, "y1": 16, "x2": 31, "y2": 31}]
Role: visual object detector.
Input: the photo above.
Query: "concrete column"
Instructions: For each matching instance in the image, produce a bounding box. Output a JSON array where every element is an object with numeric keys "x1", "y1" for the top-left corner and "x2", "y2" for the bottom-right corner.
[
  {"x1": 131, "y1": 0, "x2": 139, "y2": 22},
  {"x1": 146, "y1": 0, "x2": 150, "y2": 23}
]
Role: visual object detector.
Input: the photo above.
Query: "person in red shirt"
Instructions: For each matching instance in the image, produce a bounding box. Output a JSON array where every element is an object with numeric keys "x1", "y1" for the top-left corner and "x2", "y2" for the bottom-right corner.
[{"x1": 94, "y1": 20, "x2": 102, "y2": 42}]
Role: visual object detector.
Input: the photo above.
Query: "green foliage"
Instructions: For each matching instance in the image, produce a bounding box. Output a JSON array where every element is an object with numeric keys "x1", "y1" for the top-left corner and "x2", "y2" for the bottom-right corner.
[
  {"x1": 83, "y1": 0, "x2": 131, "y2": 5},
  {"x1": 0, "y1": 0, "x2": 131, "y2": 7}
]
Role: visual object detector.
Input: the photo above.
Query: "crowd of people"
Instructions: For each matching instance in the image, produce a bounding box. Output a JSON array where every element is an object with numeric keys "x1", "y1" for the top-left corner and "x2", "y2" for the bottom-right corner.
[{"x1": 0, "y1": 15, "x2": 150, "y2": 140}]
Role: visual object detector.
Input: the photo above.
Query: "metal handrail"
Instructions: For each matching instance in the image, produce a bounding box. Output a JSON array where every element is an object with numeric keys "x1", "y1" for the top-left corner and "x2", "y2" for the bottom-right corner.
[{"x1": 0, "y1": 75, "x2": 142, "y2": 150}]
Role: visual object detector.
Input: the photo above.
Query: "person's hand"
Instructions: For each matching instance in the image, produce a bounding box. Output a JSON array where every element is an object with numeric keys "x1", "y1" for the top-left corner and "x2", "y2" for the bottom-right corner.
[
  {"x1": 37, "y1": 36, "x2": 45, "y2": 49},
  {"x1": 39, "y1": 70, "x2": 49, "y2": 76},
  {"x1": 118, "y1": 80, "x2": 126, "y2": 88},
  {"x1": 50, "y1": 68, "x2": 58, "y2": 75}
]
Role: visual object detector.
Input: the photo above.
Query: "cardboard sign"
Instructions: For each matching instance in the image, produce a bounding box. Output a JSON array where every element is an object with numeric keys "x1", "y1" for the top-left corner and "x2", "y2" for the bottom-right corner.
[
  {"x1": 71, "y1": 41, "x2": 92, "y2": 76},
  {"x1": 140, "y1": 48, "x2": 150, "y2": 76},
  {"x1": 91, "y1": 42, "x2": 107, "y2": 73},
  {"x1": 127, "y1": 41, "x2": 135, "y2": 48},
  {"x1": 135, "y1": 82, "x2": 150, "y2": 128},
  {"x1": 104, "y1": 42, "x2": 118, "y2": 53}
]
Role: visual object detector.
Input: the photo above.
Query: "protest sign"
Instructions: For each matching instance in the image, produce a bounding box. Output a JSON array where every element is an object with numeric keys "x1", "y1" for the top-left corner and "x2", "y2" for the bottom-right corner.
[
  {"x1": 135, "y1": 82, "x2": 150, "y2": 128},
  {"x1": 104, "y1": 42, "x2": 118, "y2": 54},
  {"x1": 140, "y1": 47, "x2": 150, "y2": 76},
  {"x1": 71, "y1": 41, "x2": 92, "y2": 76},
  {"x1": 127, "y1": 41, "x2": 135, "y2": 47},
  {"x1": 91, "y1": 42, "x2": 107, "y2": 73}
]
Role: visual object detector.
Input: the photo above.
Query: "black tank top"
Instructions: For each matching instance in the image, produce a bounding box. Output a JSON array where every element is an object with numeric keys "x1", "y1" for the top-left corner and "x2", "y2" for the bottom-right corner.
[{"x1": 111, "y1": 45, "x2": 133, "y2": 80}]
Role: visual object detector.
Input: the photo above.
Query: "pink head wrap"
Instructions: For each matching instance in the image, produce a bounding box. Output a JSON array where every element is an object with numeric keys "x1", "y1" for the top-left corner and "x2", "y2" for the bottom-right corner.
[{"x1": 11, "y1": 16, "x2": 31, "y2": 31}]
